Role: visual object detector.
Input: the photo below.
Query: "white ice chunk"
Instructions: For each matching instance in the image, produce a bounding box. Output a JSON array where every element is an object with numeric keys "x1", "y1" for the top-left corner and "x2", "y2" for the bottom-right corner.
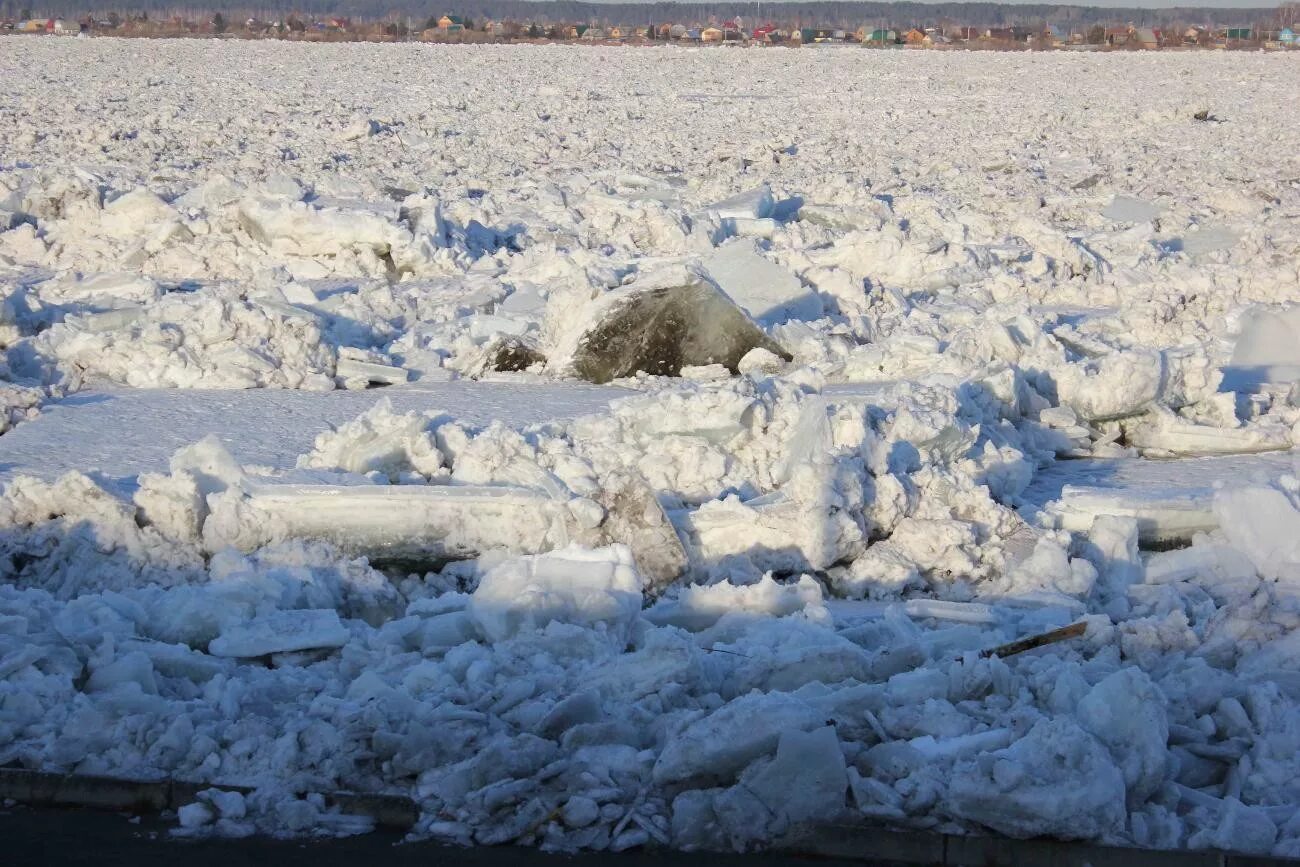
[
  {"x1": 1124, "y1": 409, "x2": 1290, "y2": 457},
  {"x1": 1102, "y1": 195, "x2": 1160, "y2": 223},
  {"x1": 717, "y1": 726, "x2": 848, "y2": 841},
  {"x1": 1214, "y1": 483, "x2": 1300, "y2": 583},
  {"x1": 1223, "y1": 305, "x2": 1300, "y2": 392},
  {"x1": 653, "y1": 691, "x2": 825, "y2": 786},
  {"x1": 203, "y1": 789, "x2": 248, "y2": 820},
  {"x1": 1178, "y1": 225, "x2": 1240, "y2": 257},
  {"x1": 334, "y1": 358, "x2": 410, "y2": 387},
  {"x1": 645, "y1": 574, "x2": 825, "y2": 632},
  {"x1": 902, "y1": 598, "x2": 998, "y2": 625},
  {"x1": 237, "y1": 194, "x2": 434, "y2": 276},
  {"x1": 208, "y1": 609, "x2": 349, "y2": 658},
  {"x1": 702, "y1": 240, "x2": 823, "y2": 325},
  {"x1": 1187, "y1": 796, "x2": 1279, "y2": 855},
  {"x1": 206, "y1": 480, "x2": 574, "y2": 561},
  {"x1": 1054, "y1": 351, "x2": 1162, "y2": 422},
  {"x1": 1043, "y1": 484, "x2": 1218, "y2": 546},
  {"x1": 706, "y1": 184, "x2": 775, "y2": 221},
  {"x1": 69, "y1": 307, "x2": 146, "y2": 332},
  {"x1": 1076, "y1": 668, "x2": 1169, "y2": 805},
  {"x1": 948, "y1": 717, "x2": 1126, "y2": 840},
  {"x1": 562, "y1": 796, "x2": 600, "y2": 828},
  {"x1": 177, "y1": 802, "x2": 215, "y2": 829},
  {"x1": 86, "y1": 651, "x2": 159, "y2": 695},
  {"x1": 685, "y1": 491, "x2": 862, "y2": 574},
  {"x1": 468, "y1": 545, "x2": 643, "y2": 644},
  {"x1": 1144, "y1": 542, "x2": 1260, "y2": 606},
  {"x1": 36, "y1": 271, "x2": 162, "y2": 307},
  {"x1": 1079, "y1": 515, "x2": 1141, "y2": 606},
  {"x1": 726, "y1": 216, "x2": 779, "y2": 239},
  {"x1": 297, "y1": 398, "x2": 444, "y2": 479},
  {"x1": 908, "y1": 728, "x2": 1014, "y2": 760}
]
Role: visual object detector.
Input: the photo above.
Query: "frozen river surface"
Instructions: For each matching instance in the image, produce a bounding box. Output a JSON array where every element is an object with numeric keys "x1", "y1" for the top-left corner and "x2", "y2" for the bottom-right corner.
[{"x1": 1, "y1": 40, "x2": 1300, "y2": 856}]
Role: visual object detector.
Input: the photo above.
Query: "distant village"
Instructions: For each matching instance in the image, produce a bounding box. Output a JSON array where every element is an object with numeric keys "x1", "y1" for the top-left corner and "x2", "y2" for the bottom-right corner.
[{"x1": 3, "y1": 10, "x2": 1299, "y2": 50}]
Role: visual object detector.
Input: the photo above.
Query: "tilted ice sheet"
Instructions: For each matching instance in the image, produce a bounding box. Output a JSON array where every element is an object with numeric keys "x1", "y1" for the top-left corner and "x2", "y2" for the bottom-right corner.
[
  {"x1": 1023, "y1": 451, "x2": 1300, "y2": 543},
  {"x1": 1023, "y1": 451, "x2": 1300, "y2": 513}
]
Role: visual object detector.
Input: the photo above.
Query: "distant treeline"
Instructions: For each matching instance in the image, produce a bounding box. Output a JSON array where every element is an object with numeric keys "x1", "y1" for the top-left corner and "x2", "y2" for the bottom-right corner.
[{"x1": 0, "y1": 0, "x2": 1278, "y2": 29}]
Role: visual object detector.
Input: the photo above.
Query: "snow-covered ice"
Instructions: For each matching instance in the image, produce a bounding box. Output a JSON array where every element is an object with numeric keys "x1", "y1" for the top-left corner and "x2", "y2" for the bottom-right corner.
[
  {"x1": 2, "y1": 39, "x2": 1300, "y2": 856},
  {"x1": 1023, "y1": 451, "x2": 1299, "y2": 544},
  {"x1": 0, "y1": 382, "x2": 625, "y2": 486}
]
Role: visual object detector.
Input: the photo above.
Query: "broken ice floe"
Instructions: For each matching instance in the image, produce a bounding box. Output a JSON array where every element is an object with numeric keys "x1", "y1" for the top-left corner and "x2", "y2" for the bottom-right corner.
[
  {"x1": 1102, "y1": 195, "x2": 1161, "y2": 224},
  {"x1": 208, "y1": 476, "x2": 684, "y2": 591},
  {"x1": 1121, "y1": 407, "x2": 1291, "y2": 458},
  {"x1": 147, "y1": 405, "x2": 689, "y2": 590},
  {"x1": 1044, "y1": 485, "x2": 1218, "y2": 547},
  {"x1": 1028, "y1": 450, "x2": 1299, "y2": 546}
]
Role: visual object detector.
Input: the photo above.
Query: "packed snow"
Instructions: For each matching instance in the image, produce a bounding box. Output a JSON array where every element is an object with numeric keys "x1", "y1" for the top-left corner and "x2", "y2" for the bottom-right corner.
[{"x1": 2, "y1": 38, "x2": 1300, "y2": 856}]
